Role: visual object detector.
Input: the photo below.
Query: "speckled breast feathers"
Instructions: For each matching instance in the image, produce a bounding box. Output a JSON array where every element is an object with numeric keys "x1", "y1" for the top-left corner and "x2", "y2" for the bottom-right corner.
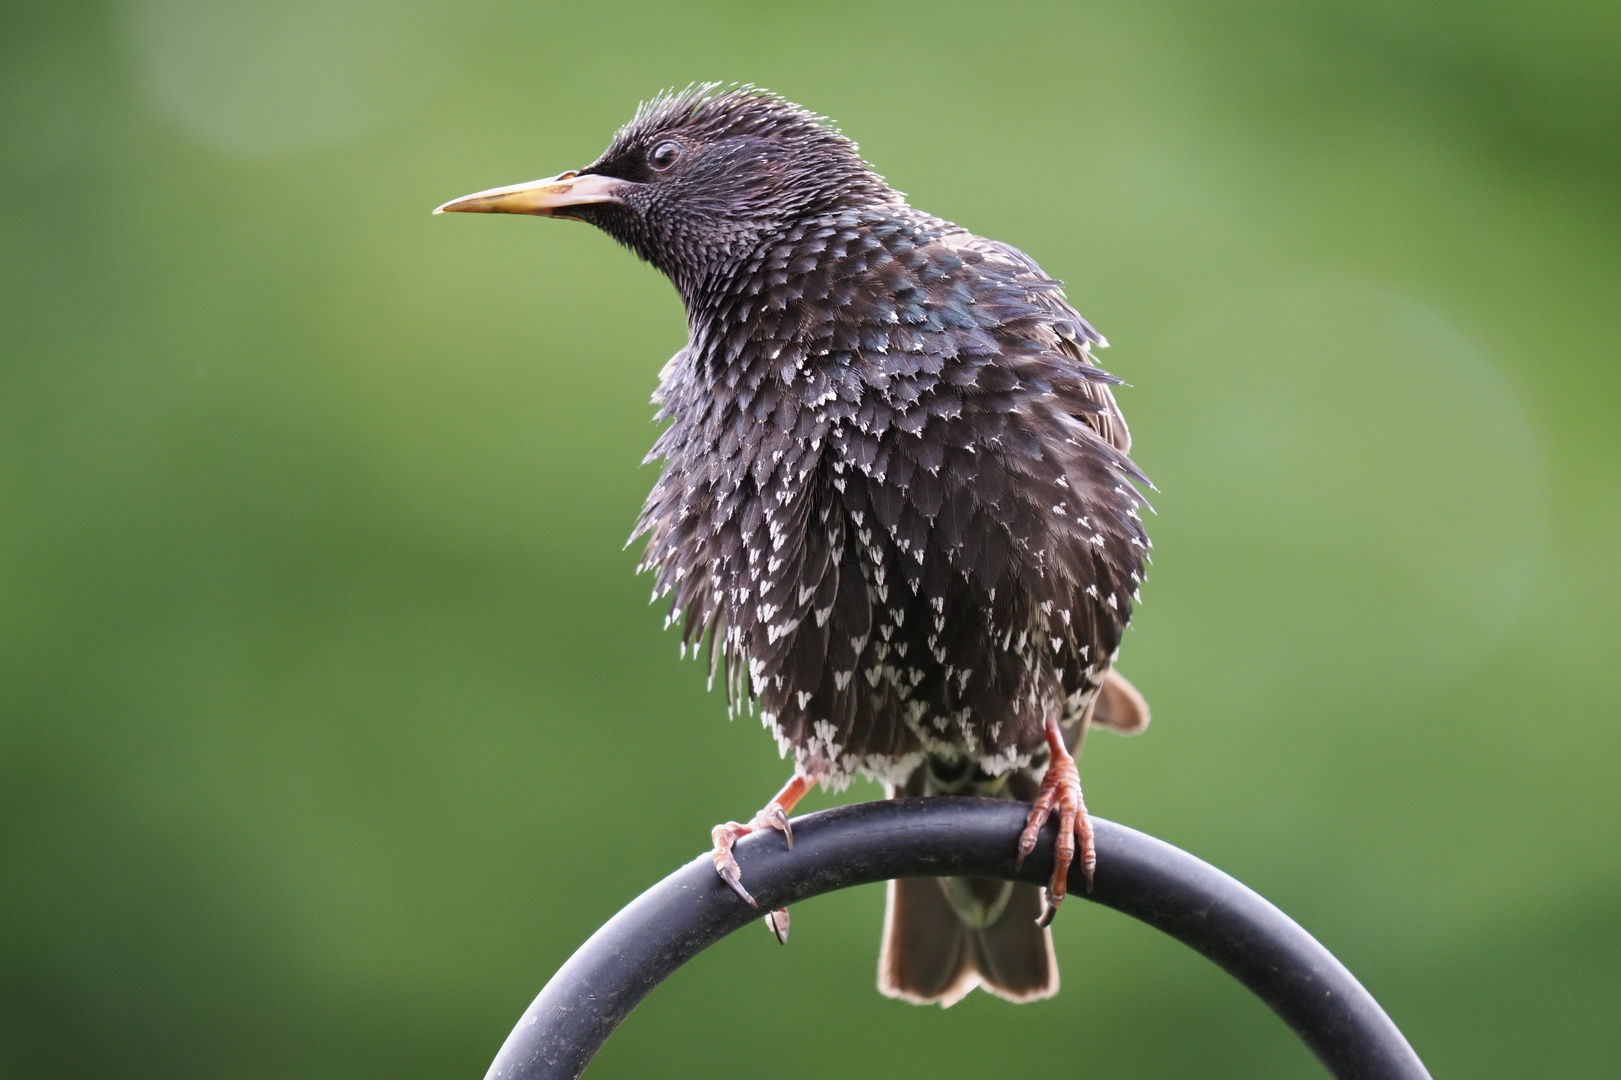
[{"x1": 634, "y1": 204, "x2": 1150, "y2": 789}]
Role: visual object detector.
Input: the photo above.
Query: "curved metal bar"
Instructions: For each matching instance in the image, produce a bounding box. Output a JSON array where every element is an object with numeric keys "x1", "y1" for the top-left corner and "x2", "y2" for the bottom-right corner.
[{"x1": 483, "y1": 798, "x2": 1430, "y2": 1080}]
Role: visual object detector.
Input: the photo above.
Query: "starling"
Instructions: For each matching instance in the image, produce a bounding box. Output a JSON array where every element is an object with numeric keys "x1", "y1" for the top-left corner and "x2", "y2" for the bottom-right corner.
[{"x1": 437, "y1": 86, "x2": 1151, "y2": 1006}]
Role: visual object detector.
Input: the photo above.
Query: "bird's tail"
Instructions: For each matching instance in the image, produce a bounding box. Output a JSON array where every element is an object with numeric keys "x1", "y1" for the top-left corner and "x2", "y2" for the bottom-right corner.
[
  {"x1": 877, "y1": 757, "x2": 1058, "y2": 1006},
  {"x1": 877, "y1": 874, "x2": 1058, "y2": 1006},
  {"x1": 875, "y1": 670, "x2": 1149, "y2": 1006}
]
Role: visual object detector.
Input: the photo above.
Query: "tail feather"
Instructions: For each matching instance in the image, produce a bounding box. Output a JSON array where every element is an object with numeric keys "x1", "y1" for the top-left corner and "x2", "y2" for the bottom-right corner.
[
  {"x1": 877, "y1": 671, "x2": 1148, "y2": 1005},
  {"x1": 1089, "y1": 669, "x2": 1150, "y2": 735},
  {"x1": 967, "y1": 881, "x2": 1060, "y2": 1002},
  {"x1": 878, "y1": 878, "x2": 974, "y2": 1006},
  {"x1": 878, "y1": 877, "x2": 1058, "y2": 1007}
]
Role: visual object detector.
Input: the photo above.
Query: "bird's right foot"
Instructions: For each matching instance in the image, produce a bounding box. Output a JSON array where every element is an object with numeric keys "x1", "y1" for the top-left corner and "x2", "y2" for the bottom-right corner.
[
  {"x1": 710, "y1": 802, "x2": 793, "y2": 907},
  {"x1": 709, "y1": 774, "x2": 816, "y2": 938}
]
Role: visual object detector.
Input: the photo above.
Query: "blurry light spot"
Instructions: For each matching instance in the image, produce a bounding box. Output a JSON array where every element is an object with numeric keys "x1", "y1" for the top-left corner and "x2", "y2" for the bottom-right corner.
[
  {"x1": 1153, "y1": 276, "x2": 1548, "y2": 712},
  {"x1": 115, "y1": 0, "x2": 471, "y2": 156}
]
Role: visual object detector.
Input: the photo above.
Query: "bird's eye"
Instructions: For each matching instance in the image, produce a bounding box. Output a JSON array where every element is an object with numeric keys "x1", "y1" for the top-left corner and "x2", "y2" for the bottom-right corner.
[{"x1": 649, "y1": 141, "x2": 682, "y2": 171}]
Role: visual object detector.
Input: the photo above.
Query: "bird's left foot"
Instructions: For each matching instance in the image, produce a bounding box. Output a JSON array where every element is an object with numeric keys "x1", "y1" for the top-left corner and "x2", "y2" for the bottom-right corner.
[{"x1": 1015, "y1": 717, "x2": 1095, "y2": 927}]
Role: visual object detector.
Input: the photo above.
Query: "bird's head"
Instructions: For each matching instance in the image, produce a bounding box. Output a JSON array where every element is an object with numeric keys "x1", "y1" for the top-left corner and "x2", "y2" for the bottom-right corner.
[{"x1": 435, "y1": 86, "x2": 896, "y2": 296}]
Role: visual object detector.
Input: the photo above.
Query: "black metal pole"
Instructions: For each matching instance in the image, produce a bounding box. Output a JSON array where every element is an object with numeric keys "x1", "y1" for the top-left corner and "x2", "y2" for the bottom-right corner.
[{"x1": 482, "y1": 798, "x2": 1430, "y2": 1080}]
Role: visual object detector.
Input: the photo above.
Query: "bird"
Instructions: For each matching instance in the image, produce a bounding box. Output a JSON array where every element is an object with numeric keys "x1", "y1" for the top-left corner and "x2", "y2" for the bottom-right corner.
[{"x1": 436, "y1": 85, "x2": 1152, "y2": 1006}]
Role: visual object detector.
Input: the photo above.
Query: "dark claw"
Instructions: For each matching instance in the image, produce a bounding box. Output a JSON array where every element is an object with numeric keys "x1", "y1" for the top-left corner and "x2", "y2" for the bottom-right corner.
[
  {"x1": 765, "y1": 805, "x2": 793, "y2": 849},
  {"x1": 765, "y1": 908, "x2": 790, "y2": 944},
  {"x1": 716, "y1": 862, "x2": 758, "y2": 907},
  {"x1": 1036, "y1": 889, "x2": 1060, "y2": 928},
  {"x1": 1014, "y1": 825, "x2": 1039, "y2": 869}
]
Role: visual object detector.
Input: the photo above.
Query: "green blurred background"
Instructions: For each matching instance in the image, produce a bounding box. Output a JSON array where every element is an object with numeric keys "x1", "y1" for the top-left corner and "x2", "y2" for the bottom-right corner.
[{"x1": 3, "y1": 0, "x2": 1618, "y2": 1076}]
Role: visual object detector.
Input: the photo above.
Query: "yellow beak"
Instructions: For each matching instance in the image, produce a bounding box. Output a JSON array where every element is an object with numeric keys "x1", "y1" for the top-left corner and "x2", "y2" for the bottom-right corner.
[{"x1": 432, "y1": 171, "x2": 632, "y2": 217}]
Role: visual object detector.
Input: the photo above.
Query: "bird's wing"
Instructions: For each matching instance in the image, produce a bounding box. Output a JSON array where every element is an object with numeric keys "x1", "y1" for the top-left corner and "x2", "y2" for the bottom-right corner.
[
  {"x1": 804, "y1": 219, "x2": 1152, "y2": 768},
  {"x1": 938, "y1": 232, "x2": 1132, "y2": 454}
]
